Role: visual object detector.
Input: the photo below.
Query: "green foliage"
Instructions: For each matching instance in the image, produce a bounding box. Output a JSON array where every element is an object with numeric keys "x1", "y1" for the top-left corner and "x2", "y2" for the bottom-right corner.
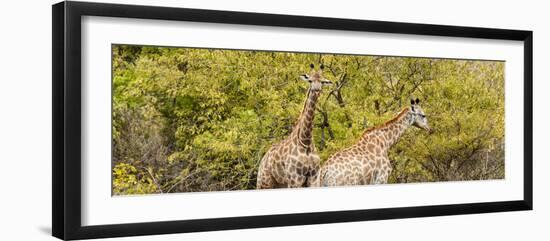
[
  {"x1": 112, "y1": 45, "x2": 505, "y2": 195},
  {"x1": 112, "y1": 163, "x2": 158, "y2": 195}
]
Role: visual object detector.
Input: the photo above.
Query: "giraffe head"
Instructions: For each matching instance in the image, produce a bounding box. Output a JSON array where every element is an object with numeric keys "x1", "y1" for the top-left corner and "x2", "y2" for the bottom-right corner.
[
  {"x1": 300, "y1": 63, "x2": 333, "y2": 92},
  {"x1": 410, "y1": 98, "x2": 430, "y2": 132}
]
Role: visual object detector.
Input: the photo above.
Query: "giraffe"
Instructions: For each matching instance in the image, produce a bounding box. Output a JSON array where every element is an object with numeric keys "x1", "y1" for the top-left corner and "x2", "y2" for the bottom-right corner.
[
  {"x1": 314, "y1": 98, "x2": 430, "y2": 187},
  {"x1": 256, "y1": 64, "x2": 333, "y2": 189}
]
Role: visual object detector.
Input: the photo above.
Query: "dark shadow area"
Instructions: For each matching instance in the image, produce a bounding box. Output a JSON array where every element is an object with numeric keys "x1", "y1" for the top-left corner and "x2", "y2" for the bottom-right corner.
[{"x1": 38, "y1": 226, "x2": 51, "y2": 236}]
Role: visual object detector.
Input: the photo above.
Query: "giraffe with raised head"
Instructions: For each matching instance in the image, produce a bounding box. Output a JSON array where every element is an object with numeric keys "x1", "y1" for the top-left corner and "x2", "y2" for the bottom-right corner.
[
  {"x1": 314, "y1": 98, "x2": 430, "y2": 187},
  {"x1": 256, "y1": 64, "x2": 333, "y2": 189}
]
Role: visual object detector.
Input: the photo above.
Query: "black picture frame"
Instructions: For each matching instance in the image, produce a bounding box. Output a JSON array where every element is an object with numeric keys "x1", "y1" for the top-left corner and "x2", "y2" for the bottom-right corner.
[{"x1": 52, "y1": 1, "x2": 533, "y2": 240}]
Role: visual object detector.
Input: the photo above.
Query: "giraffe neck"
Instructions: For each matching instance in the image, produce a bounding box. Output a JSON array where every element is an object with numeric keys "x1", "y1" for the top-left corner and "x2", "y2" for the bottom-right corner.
[
  {"x1": 358, "y1": 107, "x2": 413, "y2": 151},
  {"x1": 291, "y1": 88, "x2": 321, "y2": 154}
]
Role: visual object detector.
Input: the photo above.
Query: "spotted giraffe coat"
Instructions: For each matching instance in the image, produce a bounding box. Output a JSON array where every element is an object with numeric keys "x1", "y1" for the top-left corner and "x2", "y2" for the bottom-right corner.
[
  {"x1": 256, "y1": 66, "x2": 331, "y2": 189},
  {"x1": 314, "y1": 105, "x2": 429, "y2": 187}
]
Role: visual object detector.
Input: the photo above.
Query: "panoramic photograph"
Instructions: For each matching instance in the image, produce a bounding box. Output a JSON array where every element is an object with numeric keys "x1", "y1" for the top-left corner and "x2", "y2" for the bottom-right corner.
[{"x1": 111, "y1": 44, "x2": 505, "y2": 195}]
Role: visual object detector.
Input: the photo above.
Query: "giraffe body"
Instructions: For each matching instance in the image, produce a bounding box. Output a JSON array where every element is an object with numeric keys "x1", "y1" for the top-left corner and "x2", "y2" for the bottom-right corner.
[
  {"x1": 257, "y1": 136, "x2": 322, "y2": 188},
  {"x1": 257, "y1": 65, "x2": 332, "y2": 189},
  {"x1": 316, "y1": 99, "x2": 430, "y2": 187}
]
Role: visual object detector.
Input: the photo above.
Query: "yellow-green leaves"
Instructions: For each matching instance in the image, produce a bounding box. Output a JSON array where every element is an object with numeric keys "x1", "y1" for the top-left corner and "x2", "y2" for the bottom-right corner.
[{"x1": 112, "y1": 45, "x2": 505, "y2": 194}]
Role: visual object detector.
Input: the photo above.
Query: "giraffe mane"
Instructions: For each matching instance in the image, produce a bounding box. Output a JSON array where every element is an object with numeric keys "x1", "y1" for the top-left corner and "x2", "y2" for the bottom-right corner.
[
  {"x1": 292, "y1": 88, "x2": 312, "y2": 127},
  {"x1": 362, "y1": 107, "x2": 410, "y2": 134}
]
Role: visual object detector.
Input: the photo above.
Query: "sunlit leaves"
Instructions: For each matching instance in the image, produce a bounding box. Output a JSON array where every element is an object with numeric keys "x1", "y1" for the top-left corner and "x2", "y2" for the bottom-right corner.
[{"x1": 112, "y1": 45, "x2": 505, "y2": 194}]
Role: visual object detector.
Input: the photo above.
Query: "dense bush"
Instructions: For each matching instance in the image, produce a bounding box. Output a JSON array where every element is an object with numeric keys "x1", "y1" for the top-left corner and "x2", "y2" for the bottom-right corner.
[{"x1": 112, "y1": 45, "x2": 504, "y2": 195}]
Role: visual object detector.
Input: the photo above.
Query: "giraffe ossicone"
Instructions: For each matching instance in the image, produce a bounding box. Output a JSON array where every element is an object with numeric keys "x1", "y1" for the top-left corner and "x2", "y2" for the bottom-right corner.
[
  {"x1": 256, "y1": 64, "x2": 333, "y2": 189},
  {"x1": 313, "y1": 98, "x2": 430, "y2": 187}
]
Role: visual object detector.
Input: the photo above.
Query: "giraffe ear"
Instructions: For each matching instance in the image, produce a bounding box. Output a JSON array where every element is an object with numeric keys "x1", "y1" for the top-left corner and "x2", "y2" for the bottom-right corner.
[
  {"x1": 415, "y1": 98, "x2": 420, "y2": 104},
  {"x1": 300, "y1": 74, "x2": 311, "y2": 82},
  {"x1": 321, "y1": 79, "x2": 333, "y2": 85}
]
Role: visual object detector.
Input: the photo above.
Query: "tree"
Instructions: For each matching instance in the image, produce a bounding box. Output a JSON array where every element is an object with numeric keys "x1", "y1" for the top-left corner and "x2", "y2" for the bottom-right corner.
[{"x1": 112, "y1": 45, "x2": 505, "y2": 194}]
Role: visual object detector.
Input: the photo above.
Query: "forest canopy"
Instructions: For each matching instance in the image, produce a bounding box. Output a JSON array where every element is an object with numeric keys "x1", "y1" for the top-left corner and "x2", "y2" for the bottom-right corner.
[{"x1": 112, "y1": 45, "x2": 505, "y2": 195}]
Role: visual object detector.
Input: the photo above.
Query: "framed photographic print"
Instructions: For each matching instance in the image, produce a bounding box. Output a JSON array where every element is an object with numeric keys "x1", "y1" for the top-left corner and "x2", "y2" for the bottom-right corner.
[{"x1": 52, "y1": 1, "x2": 533, "y2": 240}]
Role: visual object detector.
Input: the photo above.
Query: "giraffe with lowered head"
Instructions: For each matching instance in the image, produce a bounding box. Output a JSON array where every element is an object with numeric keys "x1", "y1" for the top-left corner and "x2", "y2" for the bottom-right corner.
[
  {"x1": 256, "y1": 64, "x2": 333, "y2": 189},
  {"x1": 314, "y1": 98, "x2": 431, "y2": 187}
]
